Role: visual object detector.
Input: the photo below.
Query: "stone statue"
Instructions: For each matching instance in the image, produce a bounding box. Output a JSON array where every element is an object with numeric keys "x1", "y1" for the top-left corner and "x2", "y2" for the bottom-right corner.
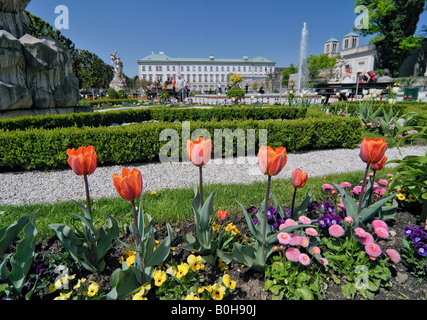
[
  {"x1": 0, "y1": 0, "x2": 80, "y2": 117},
  {"x1": 331, "y1": 56, "x2": 347, "y2": 82},
  {"x1": 109, "y1": 49, "x2": 129, "y2": 93}
]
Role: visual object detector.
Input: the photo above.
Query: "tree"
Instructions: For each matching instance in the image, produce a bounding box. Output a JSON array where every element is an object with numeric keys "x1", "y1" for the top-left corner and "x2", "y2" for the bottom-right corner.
[
  {"x1": 281, "y1": 64, "x2": 298, "y2": 87},
  {"x1": 354, "y1": 0, "x2": 426, "y2": 75},
  {"x1": 26, "y1": 12, "x2": 114, "y2": 89},
  {"x1": 307, "y1": 54, "x2": 338, "y2": 83}
]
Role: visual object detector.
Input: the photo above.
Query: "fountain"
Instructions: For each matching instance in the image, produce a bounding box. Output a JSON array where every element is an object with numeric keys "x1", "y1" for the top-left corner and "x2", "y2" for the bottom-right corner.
[{"x1": 296, "y1": 22, "x2": 309, "y2": 93}]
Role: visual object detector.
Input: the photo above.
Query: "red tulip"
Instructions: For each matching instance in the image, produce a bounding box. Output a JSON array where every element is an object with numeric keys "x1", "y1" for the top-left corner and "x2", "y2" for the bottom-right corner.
[
  {"x1": 186, "y1": 137, "x2": 212, "y2": 167},
  {"x1": 292, "y1": 168, "x2": 308, "y2": 189},
  {"x1": 370, "y1": 155, "x2": 388, "y2": 171},
  {"x1": 258, "y1": 145, "x2": 288, "y2": 176},
  {"x1": 359, "y1": 137, "x2": 387, "y2": 165},
  {"x1": 67, "y1": 146, "x2": 97, "y2": 176},
  {"x1": 217, "y1": 210, "x2": 228, "y2": 221},
  {"x1": 113, "y1": 168, "x2": 143, "y2": 202}
]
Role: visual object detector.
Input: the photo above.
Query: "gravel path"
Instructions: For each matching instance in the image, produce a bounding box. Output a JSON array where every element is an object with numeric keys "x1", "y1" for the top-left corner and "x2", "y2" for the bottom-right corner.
[{"x1": 0, "y1": 145, "x2": 425, "y2": 206}]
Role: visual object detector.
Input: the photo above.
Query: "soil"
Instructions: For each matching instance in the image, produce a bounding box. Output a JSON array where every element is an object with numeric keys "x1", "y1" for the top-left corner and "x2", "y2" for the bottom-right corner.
[{"x1": 28, "y1": 208, "x2": 427, "y2": 301}]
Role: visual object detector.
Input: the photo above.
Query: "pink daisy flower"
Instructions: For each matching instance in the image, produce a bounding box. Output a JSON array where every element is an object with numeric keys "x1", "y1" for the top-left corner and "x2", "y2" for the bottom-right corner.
[
  {"x1": 328, "y1": 224, "x2": 345, "y2": 238},
  {"x1": 312, "y1": 246, "x2": 321, "y2": 255},
  {"x1": 300, "y1": 237, "x2": 309, "y2": 248},
  {"x1": 277, "y1": 232, "x2": 292, "y2": 245},
  {"x1": 386, "y1": 249, "x2": 401, "y2": 264},
  {"x1": 374, "y1": 227, "x2": 389, "y2": 239},
  {"x1": 299, "y1": 253, "x2": 311, "y2": 266},
  {"x1": 279, "y1": 219, "x2": 297, "y2": 230},
  {"x1": 305, "y1": 227, "x2": 318, "y2": 237},
  {"x1": 285, "y1": 247, "x2": 300, "y2": 262},
  {"x1": 319, "y1": 258, "x2": 329, "y2": 266},
  {"x1": 378, "y1": 179, "x2": 388, "y2": 186},
  {"x1": 374, "y1": 187, "x2": 387, "y2": 196},
  {"x1": 354, "y1": 227, "x2": 367, "y2": 237},
  {"x1": 387, "y1": 174, "x2": 393, "y2": 178},
  {"x1": 365, "y1": 242, "x2": 382, "y2": 257},
  {"x1": 298, "y1": 216, "x2": 311, "y2": 225},
  {"x1": 358, "y1": 232, "x2": 374, "y2": 245},
  {"x1": 322, "y1": 184, "x2": 334, "y2": 192},
  {"x1": 340, "y1": 182, "x2": 352, "y2": 188},
  {"x1": 289, "y1": 234, "x2": 301, "y2": 246},
  {"x1": 372, "y1": 220, "x2": 388, "y2": 230},
  {"x1": 344, "y1": 216, "x2": 354, "y2": 223},
  {"x1": 352, "y1": 186, "x2": 362, "y2": 195}
]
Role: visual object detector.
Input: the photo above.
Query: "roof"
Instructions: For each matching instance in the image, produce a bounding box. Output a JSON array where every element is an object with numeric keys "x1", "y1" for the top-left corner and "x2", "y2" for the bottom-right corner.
[
  {"x1": 137, "y1": 52, "x2": 275, "y2": 64},
  {"x1": 344, "y1": 31, "x2": 360, "y2": 38},
  {"x1": 325, "y1": 36, "x2": 339, "y2": 43}
]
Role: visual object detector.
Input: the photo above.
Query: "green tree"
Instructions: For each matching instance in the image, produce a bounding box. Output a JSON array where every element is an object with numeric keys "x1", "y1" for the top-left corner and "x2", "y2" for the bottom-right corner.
[
  {"x1": 354, "y1": 0, "x2": 426, "y2": 75},
  {"x1": 282, "y1": 64, "x2": 298, "y2": 87},
  {"x1": 307, "y1": 54, "x2": 338, "y2": 83},
  {"x1": 26, "y1": 12, "x2": 114, "y2": 89}
]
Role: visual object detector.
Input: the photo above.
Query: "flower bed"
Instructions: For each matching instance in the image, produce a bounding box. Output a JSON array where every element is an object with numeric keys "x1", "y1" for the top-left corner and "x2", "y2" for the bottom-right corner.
[{"x1": 1, "y1": 130, "x2": 426, "y2": 301}]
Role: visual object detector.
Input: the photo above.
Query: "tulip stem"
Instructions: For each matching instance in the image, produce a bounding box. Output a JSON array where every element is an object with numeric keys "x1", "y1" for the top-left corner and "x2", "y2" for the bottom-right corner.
[
  {"x1": 358, "y1": 164, "x2": 370, "y2": 214},
  {"x1": 83, "y1": 175, "x2": 93, "y2": 219},
  {"x1": 261, "y1": 175, "x2": 272, "y2": 262},
  {"x1": 199, "y1": 166, "x2": 204, "y2": 208},
  {"x1": 367, "y1": 170, "x2": 377, "y2": 207},
  {"x1": 291, "y1": 187, "x2": 297, "y2": 217},
  {"x1": 131, "y1": 200, "x2": 144, "y2": 283}
]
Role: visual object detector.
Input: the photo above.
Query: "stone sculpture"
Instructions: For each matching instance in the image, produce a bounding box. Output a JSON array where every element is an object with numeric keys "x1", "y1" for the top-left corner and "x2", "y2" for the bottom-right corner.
[
  {"x1": 109, "y1": 49, "x2": 129, "y2": 93},
  {"x1": 0, "y1": 0, "x2": 80, "y2": 117}
]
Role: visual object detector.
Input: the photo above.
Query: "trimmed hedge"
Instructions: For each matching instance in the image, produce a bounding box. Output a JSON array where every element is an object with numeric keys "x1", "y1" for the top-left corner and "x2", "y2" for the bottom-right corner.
[
  {"x1": 329, "y1": 101, "x2": 427, "y2": 116},
  {"x1": 0, "y1": 117, "x2": 362, "y2": 172},
  {"x1": 0, "y1": 106, "x2": 308, "y2": 131}
]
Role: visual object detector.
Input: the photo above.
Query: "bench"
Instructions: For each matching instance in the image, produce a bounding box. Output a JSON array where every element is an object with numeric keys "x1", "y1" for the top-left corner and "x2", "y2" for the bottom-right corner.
[
  {"x1": 315, "y1": 81, "x2": 394, "y2": 104},
  {"x1": 146, "y1": 88, "x2": 181, "y2": 100}
]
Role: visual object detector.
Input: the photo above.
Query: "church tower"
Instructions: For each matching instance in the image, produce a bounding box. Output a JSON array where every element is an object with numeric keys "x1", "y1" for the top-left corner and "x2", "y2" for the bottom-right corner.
[{"x1": 324, "y1": 36, "x2": 340, "y2": 57}]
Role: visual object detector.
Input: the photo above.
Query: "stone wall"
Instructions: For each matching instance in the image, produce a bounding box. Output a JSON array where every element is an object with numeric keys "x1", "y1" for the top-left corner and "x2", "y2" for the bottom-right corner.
[{"x1": 0, "y1": 0, "x2": 81, "y2": 115}]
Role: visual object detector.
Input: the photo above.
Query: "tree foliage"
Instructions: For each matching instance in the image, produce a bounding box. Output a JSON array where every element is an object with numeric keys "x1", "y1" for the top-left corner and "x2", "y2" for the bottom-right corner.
[
  {"x1": 307, "y1": 54, "x2": 338, "y2": 82},
  {"x1": 26, "y1": 12, "x2": 114, "y2": 90},
  {"x1": 282, "y1": 64, "x2": 298, "y2": 87},
  {"x1": 354, "y1": 0, "x2": 426, "y2": 75}
]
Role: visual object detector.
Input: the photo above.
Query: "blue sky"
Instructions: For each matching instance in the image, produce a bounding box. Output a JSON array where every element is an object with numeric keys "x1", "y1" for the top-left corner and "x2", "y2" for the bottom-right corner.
[{"x1": 27, "y1": 0, "x2": 427, "y2": 77}]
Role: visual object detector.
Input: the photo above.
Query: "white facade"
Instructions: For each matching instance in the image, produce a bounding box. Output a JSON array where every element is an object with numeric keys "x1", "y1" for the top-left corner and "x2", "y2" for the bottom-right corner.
[
  {"x1": 137, "y1": 52, "x2": 276, "y2": 92},
  {"x1": 324, "y1": 32, "x2": 376, "y2": 82}
]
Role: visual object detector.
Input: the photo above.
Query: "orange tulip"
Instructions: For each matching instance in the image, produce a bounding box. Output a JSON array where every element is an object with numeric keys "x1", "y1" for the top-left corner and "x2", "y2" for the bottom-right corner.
[
  {"x1": 370, "y1": 155, "x2": 388, "y2": 171},
  {"x1": 292, "y1": 168, "x2": 308, "y2": 189},
  {"x1": 359, "y1": 137, "x2": 387, "y2": 165},
  {"x1": 113, "y1": 168, "x2": 143, "y2": 202},
  {"x1": 258, "y1": 145, "x2": 288, "y2": 176},
  {"x1": 217, "y1": 210, "x2": 228, "y2": 221},
  {"x1": 186, "y1": 137, "x2": 213, "y2": 167},
  {"x1": 67, "y1": 146, "x2": 97, "y2": 176}
]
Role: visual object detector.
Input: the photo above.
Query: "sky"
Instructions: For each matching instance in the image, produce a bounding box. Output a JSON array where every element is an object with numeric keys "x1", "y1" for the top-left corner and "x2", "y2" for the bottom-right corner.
[{"x1": 26, "y1": 0, "x2": 427, "y2": 77}]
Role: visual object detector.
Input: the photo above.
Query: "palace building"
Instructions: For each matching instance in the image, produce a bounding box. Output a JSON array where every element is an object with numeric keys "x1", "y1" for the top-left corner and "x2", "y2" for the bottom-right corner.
[{"x1": 137, "y1": 52, "x2": 276, "y2": 92}]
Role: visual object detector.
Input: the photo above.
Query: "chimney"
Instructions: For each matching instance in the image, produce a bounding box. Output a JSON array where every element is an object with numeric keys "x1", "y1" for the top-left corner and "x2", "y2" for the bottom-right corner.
[
  {"x1": 209, "y1": 55, "x2": 214, "y2": 60},
  {"x1": 243, "y1": 56, "x2": 248, "y2": 60}
]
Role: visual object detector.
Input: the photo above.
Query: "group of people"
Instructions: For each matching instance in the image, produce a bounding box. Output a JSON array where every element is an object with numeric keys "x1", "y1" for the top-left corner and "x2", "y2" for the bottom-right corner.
[{"x1": 147, "y1": 75, "x2": 190, "y2": 100}]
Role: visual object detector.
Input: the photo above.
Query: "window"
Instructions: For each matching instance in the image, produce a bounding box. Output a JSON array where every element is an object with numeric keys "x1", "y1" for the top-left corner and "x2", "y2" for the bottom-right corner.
[
  {"x1": 198, "y1": 66, "x2": 202, "y2": 72},
  {"x1": 332, "y1": 43, "x2": 337, "y2": 53},
  {"x1": 148, "y1": 66, "x2": 152, "y2": 72},
  {"x1": 210, "y1": 66, "x2": 213, "y2": 71},
  {"x1": 204, "y1": 66, "x2": 207, "y2": 71},
  {"x1": 156, "y1": 66, "x2": 162, "y2": 71},
  {"x1": 221, "y1": 66, "x2": 224, "y2": 71},
  {"x1": 352, "y1": 38, "x2": 357, "y2": 48},
  {"x1": 192, "y1": 66, "x2": 196, "y2": 71},
  {"x1": 142, "y1": 66, "x2": 146, "y2": 71},
  {"x1": 326, "y1": 44, "x2": 330, "y2": 53},
  {"x1": 173, "y1": 66, "x2": 176, "y2": 71},
  {"x1": 187, "y1": 66, "x2": 190, "y2": 71},
  {"x1": 344, "y1": 39, "x2": 349, "y2": 49}
]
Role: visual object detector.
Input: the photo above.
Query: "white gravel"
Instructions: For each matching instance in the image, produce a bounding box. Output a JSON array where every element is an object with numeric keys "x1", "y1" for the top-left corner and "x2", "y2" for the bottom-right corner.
[{"x1": 0, "y1": 145, "x2": 425, "y2": 206}]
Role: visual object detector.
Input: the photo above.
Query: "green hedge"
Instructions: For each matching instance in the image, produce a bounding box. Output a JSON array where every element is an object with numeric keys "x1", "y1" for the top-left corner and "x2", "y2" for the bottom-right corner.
[
  {"x1": 80, "y1": 98, "x2": 139, "y2": 106},
  {"x1": 0, "y1": 117, "x2": 362, "y2": 172},
  {"x1": 0, "y1": 106, "x2": 308, "y2": 131},
  {"x1": 330, "y1": 101, "x2": 427, "y2": 116}
]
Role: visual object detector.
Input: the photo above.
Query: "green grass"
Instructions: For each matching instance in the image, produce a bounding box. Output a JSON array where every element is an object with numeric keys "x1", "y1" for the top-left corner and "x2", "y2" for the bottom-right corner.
[{"x1": 0, "y1": 168, "x2": 396, "y2": 240}]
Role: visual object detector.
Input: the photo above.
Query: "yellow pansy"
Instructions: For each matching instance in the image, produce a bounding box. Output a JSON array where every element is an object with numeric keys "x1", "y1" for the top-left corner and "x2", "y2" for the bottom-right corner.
[
  {"x1": 166, "y1": 264, "x2": 177, "y2": 277},
  {"x1": 184, "y1": 292, "x2": 201, "y2": 300},
  {"x1": 153, "y1": 269, "x2": 167, "y2": 286},
  {"x1": 132, "y1": 283, "x2": 151, "y2": 300},
  {"x1": 222, "y1": 274, "x2": 236, "y2": 290},
  {"x1": 396, "y1": 193, "x2": 406, "y2": 201},
  {"x1": 176, "y1": 263, "x2": 189, "y2": 279},
  {"x1": 218, "y1": 259, "x2": 229, "y2": 271},
  {"x1": 211, "y1": 283, "x2": 226, "y2": 300},
  {"x1": 73, "y1": 278, "x2": 87, "y2": 290},
  {"x1": 187, "y1": 254, "x2": 205, "y2": 272},
  {"x1": 408, "y1": 194, "x2": 418, "y2": 202},
  {"x1": 54, "y1": 291, "x2": 72, "y2": 300},
  {"x1": 197, "y1": 285, "x2": 212, "y2": 293},
  {"x1": 212, "y1": 222, "x2": 220, "y2": 232},
  {"x1": 87, "y1": 281, "x2": 99, "y2": 297}
]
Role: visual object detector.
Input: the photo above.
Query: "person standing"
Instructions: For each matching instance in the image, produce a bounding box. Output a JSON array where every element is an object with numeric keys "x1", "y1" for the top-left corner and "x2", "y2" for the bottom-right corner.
[
  {"x1": 217, "y1": 82, "x2": 222, "y2": 94},
  {"x1": 176, "y1": 75, "x2": 185, "y2": 101}
]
